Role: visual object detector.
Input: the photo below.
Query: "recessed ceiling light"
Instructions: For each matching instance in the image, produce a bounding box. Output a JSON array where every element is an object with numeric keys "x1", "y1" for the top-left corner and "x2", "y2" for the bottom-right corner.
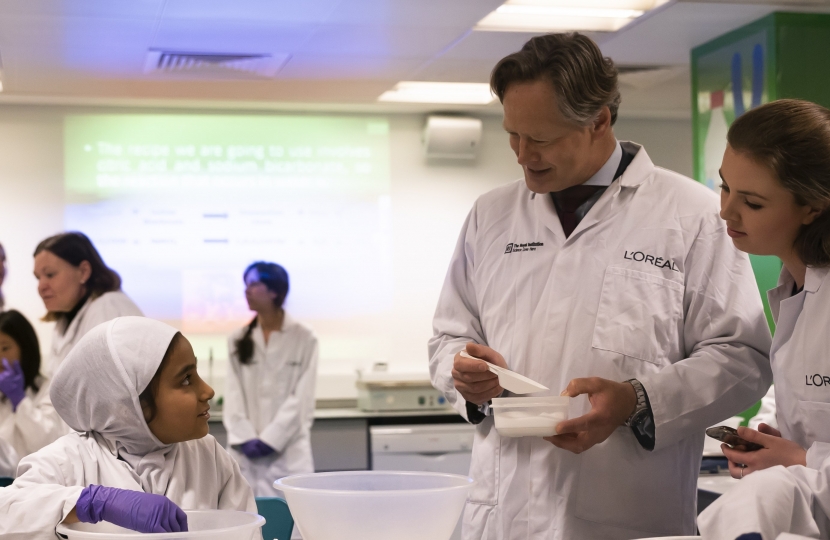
[
  {"x1": 378, "y1": 82, "x2": 496, "y2": 105},
  {"x1": 475, "y1": 0, "x2": 669, "y2": 33}
]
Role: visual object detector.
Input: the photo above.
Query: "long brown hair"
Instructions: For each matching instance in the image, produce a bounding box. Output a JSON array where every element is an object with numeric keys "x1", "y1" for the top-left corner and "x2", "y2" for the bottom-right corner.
[
  {"x1": 34, "y1": 232, "x2": 122, "y2": 322},
  {"x1": 728, "y1": 99, "x2": 830, "y2": 267}
]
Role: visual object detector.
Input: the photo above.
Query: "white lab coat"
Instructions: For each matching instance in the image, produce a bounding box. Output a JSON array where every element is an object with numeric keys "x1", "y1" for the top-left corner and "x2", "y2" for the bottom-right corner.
[
  {"x1": 766, "y1": 266, "x2": 830, "y2": 469},
  {"x1": 697, "y1": 267, "x2": 830, "y2": 539},
  {"x1": 223, "y1": 314, "x2": 318, "y2": 496},
  {"x1": 429, "y1": 143, "x2": 772, "y2": 539},
  {"x1": 0, "y1": 432, "x2": 257, "y2": 540},
  {"x1": 0, "y1": 376, "x2": 69, "y2": 477},
  {"x1": 698, "y1": 459, "x2": 830, "y2": 539},
  {"x1": 48, "y1": 291, "x2": 142, "y2": 375}
]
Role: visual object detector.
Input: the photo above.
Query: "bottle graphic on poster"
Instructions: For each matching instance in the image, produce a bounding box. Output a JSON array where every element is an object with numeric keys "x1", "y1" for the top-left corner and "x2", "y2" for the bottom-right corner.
[{"x1": 704, "y1": 90, "x2": 728, "y2": 194}]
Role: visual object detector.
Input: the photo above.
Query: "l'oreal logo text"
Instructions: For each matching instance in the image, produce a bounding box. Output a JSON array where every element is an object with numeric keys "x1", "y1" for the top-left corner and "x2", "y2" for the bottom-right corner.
[
  {"x1": 624, "y1": 250, "x2": 680, "y2": 272},
  {"x1": 806, "y1": 374, "x2": 830, "y2": 387},
  {"x1": 505, "y1": 242, "x2": 543, "y2": 254}
]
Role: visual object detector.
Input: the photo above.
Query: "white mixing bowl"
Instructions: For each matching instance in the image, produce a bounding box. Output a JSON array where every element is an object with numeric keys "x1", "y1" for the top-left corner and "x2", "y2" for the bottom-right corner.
[
  {"x1": 275, "y1": 470, "x2": 474, "y2": 540},
  {"x1": 55, "y1": 509, "x2": 264, "y2": 540}
]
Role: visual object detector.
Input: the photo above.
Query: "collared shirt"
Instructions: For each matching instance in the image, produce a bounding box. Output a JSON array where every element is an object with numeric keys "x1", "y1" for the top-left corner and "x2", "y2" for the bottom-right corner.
[{"x1": 583, "y1": 140, "x2": 623, "y2": 187}]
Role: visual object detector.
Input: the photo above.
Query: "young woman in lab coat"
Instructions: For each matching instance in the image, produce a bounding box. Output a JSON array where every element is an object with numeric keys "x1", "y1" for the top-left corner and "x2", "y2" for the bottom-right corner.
[
  {"x1": 0, "y1": 310, "x2": 68, "y2": 477},
  {"x1": 33, "y1": 232, "x2": 142, "y2": 374},
  {"x1": 698, "y1": 99, "x2": 830, "y2": 539},
  {"x1": 223, "y1": 261, "x2": 318, "y2": 497},
  {"x1": 0, "y1": 316, "x2": 256, "y2": 539}
]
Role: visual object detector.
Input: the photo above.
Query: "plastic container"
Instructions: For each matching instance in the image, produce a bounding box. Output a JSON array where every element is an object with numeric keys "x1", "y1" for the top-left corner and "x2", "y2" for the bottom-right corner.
[
  {"x1": 490, "y1": 396, "x2": 570, "y2": 437},
  {"x1": 55, "y1": 510, "x2": 264, "y2": 540},
  {"x1": 275, "y1": 471, "x2": 474, "y2": 540}
]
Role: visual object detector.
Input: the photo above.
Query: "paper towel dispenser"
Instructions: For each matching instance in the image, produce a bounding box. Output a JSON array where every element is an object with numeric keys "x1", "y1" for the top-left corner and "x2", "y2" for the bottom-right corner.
[{"x1": 422, "y1": 115, "x2": 482, "y2": 161}]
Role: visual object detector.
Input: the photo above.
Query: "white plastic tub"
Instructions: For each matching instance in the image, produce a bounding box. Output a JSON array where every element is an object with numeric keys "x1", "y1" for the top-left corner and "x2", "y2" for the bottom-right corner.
[
  {"x1": 491, "y1": 396, "x2": 570, "y2": 437},
  {"x1": 55, "y1": 510, "x2": 264, "y2": 540},
  {"x1": 275, "y1": 471, "x2": 474, "y2": 540}
]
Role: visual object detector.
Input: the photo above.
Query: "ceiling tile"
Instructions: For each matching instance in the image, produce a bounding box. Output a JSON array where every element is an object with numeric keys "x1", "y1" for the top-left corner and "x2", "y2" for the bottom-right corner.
[
  {"x1": 601, "y1": 2, "x2": 780, "y2": 65},
  {"x1": 161, "y1": 0, "x2": 342, "y2": 24},
  {"x1": 0, "y1": 0, "x2": 164, "y2": 19},
  {"x1": 154, "y1": 18, "x2": 318, "y2": 54},
  {"x1": 297, "y1": 23, "x2": 469, "y2": 57},
  {"x1": 0, "y1": 15, "x2": 156, "y2": 77},
  {"x1": 433, "y1": 31, "x2": 539, "y2": 61},
  {"x1": 278, "y1": 54, "x2": 424, "y2": 80},
  {"x1": 324, "y1": 0, "x2": 505, "y2": 27},
  {"x1": 412, "y1": 58, "x2": 496, "y2": 83}
]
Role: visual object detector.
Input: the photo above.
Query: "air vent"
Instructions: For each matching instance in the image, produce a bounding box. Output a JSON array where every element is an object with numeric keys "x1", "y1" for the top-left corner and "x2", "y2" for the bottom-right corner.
[{"x1": 144, "y1": 50, "x2": 289, "y2": 79}]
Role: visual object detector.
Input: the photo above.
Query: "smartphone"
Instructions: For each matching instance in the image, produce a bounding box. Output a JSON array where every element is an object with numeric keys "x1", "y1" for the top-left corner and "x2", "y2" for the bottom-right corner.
[{"x1": 705, "y1": 426, "x2": 764, "y2": 451}]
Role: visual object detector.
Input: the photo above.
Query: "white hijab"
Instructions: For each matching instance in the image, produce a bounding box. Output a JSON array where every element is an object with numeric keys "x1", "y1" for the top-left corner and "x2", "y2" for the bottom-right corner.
[{"x1": 50, "y1": 316, "x2": 180, "y2": 494}]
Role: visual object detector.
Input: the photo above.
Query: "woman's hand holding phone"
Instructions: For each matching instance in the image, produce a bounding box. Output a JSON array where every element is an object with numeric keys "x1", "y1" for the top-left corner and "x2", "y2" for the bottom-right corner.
[{"x1": 721, "y1": 423, "x2": 807, "y2": 479}]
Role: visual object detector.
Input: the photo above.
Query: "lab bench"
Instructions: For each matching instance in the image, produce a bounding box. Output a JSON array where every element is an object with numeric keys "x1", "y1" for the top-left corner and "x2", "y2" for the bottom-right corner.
[{"x1": 208, "y1": 405, "x2": 466, "y2": 472}]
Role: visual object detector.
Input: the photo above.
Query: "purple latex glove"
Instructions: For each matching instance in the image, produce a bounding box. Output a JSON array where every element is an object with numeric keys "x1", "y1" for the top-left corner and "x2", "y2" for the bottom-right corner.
[
  {"x1": 240, "y1": 439, "x2": 276, "y2": 459},
  {"x1": 0, "y1": 358, "x2": 25, "y2": 411},
  {"x1": 76, "y1": 485, "x2": 188, "y2": 533}
]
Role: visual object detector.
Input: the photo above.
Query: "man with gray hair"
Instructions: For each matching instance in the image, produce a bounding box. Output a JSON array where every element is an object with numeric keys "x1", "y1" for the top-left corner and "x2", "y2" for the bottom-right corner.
[{"x1": 429, "y1": 33, "x2": 772, "y2": 539}]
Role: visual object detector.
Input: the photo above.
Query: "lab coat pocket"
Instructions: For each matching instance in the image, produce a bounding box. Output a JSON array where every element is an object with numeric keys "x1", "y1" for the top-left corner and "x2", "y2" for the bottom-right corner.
[
  {"x1": 795, "y1": 400, "x2": 830, "y2": 447},
  {"x1": 574, "y1": 431, "x2": 694, "y2": 535},
  {"x1": 275, "y1": 361, "x2": 302, "y2": 398},
  {"x1": 592, "y1": 267, "x2": 684, "y2": 365},
  {"x1": 467, "y1": 419, "x2": 500, "y2": 506}
]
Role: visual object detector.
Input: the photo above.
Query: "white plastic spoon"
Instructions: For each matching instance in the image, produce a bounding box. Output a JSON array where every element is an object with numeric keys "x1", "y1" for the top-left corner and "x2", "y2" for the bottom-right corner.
[{"x1": 459, "y1": 351, "x2": 548, "y2": 394}]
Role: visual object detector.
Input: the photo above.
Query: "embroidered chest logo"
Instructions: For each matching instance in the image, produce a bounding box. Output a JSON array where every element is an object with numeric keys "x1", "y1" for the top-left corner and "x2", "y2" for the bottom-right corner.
[
  {"x1": 624, "y1": 250, "x2": 680, "y2": 272},
  {"x1": 505, "y1": 242, "x2": 544, "y2": 254}
]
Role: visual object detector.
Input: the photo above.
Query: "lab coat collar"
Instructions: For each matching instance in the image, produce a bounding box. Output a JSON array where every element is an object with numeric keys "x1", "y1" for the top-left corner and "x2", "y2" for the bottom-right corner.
[
  {"x1": 805, "y1": 266, "x2": 829, "y2": 293},
  {"x1": 617, "y1": 142, "x2": 650, "y2": 188},
  {"x1": 767, "y1": 267, "x2": 795, "y2": 324},
  {"x1": 582, "y1": 141, "x2": 622, "y2": 187},
  {"x1": 530, "y1": 140, "x2": 650, "y2": 241},
  {"x1": 766, "y1": 266, "x2": 828, "y2": 323},
  {"x1": 252, "y1": 311, "x2": 296, "y2": 345}
]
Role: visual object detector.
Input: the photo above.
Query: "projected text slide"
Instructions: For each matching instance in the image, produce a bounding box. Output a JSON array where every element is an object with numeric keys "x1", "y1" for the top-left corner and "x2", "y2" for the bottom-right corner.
[{"x1": 64, "y1": 114, "x2": 392, "y2": 333}]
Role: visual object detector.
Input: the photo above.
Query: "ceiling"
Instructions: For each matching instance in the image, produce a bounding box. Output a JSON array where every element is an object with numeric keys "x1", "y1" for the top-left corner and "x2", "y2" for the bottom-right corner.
[{"x1": 1, "y1": 0, "x2": 829, "y2": 118}]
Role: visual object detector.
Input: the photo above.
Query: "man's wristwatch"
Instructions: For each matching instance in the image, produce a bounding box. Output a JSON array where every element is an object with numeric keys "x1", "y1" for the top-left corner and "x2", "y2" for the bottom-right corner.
[{"x1": 624, "y1": 379, "x2": 648, "y2": 427}]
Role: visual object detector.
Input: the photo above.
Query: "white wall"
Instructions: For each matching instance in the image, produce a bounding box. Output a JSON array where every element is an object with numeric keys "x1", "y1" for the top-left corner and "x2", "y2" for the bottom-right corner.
[{"x1": 0, "y1": 104, "x2": 692, "y2": 399}]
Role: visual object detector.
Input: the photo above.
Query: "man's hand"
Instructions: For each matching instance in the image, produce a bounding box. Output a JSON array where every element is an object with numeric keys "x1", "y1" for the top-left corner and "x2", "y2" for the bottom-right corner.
[
  {"x1": 723, "y1": 423, "x2": 807, "y2": 478},
  {"x1": 545, "y1": 377, "x2": 637, "y2": 454},
  {"x1": 452, "y1": 343, "x2": 507, "y2": 406}
]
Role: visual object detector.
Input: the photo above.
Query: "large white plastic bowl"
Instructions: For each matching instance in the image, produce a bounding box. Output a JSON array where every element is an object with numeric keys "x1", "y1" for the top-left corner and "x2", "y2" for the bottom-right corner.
[
  {"x1": 55, "y1": 510, "x2": 264, "y2": 540},
  {"x1": 275, "y1": 471, "x2": 474, "y2": 540}
]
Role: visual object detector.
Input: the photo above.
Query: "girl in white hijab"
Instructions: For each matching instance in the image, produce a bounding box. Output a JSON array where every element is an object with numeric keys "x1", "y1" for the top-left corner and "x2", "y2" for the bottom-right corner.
[{"x1": 0, "y1": 316, "x2": 256, "y2": 539}]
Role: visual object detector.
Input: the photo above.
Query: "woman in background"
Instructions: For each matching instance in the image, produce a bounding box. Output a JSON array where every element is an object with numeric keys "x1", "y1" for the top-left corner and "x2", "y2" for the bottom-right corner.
[
  {"x1": 0, "y1": 310, "x2": 68, "y2": 477},
  {"x1": 33, "y1": 232, "x2": 142, "y2": 374},
  {"x1": 223, "y1": 261, "x2": 318, "y2": 496}
]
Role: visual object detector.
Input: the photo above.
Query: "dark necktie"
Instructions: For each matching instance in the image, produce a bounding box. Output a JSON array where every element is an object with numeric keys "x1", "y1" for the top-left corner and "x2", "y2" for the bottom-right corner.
[{"x1": 551, "y1": 185, "x2": 605, "y2": 237}]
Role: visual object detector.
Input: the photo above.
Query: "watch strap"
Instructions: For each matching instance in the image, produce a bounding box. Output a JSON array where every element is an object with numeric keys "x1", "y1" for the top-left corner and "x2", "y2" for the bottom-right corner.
[{"x1": 624, "y1": 379, "x2": 648, "y2": 427}]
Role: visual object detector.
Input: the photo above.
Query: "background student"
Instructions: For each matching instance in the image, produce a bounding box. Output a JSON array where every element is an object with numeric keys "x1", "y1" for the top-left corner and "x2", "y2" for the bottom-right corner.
[
  {"x1": 0, "y1": 310, "x2": 68, "y2": 477},
  {"x1": 33, "y1": 232, "x2": 142, "y2": 374},
  {"x1": 223, "y1": 261, "x2": 318, "y2": 497},
  {"x1": 0, "y1": 316, "x2": 255, "y2": 539}
]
